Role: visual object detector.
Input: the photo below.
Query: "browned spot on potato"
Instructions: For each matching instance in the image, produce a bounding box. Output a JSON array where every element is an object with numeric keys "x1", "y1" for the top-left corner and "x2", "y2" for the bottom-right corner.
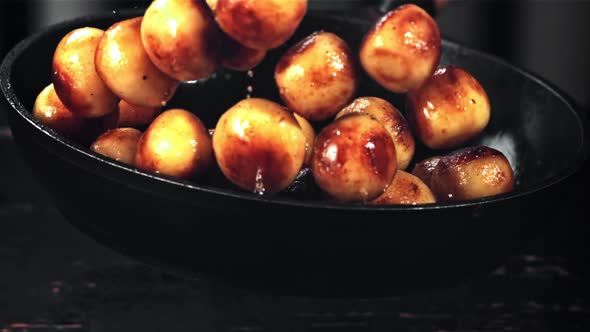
[
  {"x1": 312, "y1": 113, "x2": 397, "y2": 202},
  {"x1": 275, "y1": 32, "x2": 318, "y2": 74},
  {"x1": 411, "y1": 156, "x2": 442, "y2": 187},
  {"x1": 369, "y1": 170, "x2": 436, "y2": 205},
  {"x1": 213, "y1": 0, "x2": 307, "y2": 50},
  {"x1": 212, "y1": 98, "x2": 306, "y2": 194},
  {"x1": 275, "y1": 31, "x2": 358, "y2": 121},
  {"x1": 360, "y1": 4, "x2": 440, "y2": 93},
  {"x1": 220, "y1": 138, "x2": 294, "y2": 193},
  {"x1": 405, "y1": 66, "x2": 491, "y2": 149},
  {"x1": 430, "y1": 146, "x2": 514, "y2": 202}
]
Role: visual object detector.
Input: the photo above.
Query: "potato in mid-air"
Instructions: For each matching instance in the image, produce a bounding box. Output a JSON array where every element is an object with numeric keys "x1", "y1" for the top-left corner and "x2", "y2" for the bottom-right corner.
[
  {"x1": 96, "y1": 17, "x2": 179, "y2": 108},
  {"x1": 135, "y1": 109, "x2": 213, "y2": 179},
  {"x1": 52, "y1": 27, "x2": 119, "y2": 118},
  {"x1": 207, "y1": 0, "x2": 307, "y2": 50},
  {"x1": 311, "y1": 113, "x2": 397, "y2": 202},
  {"x1": 275, "y1": 31, "x2": 358, "y2": 121},
  {"x1": 141, "y1": 0, "x2": 221, "y2": 81},
  {"x1": 406, "y1": 66, "x2": 491, "y2": 150},
  {"x1": 359, "y1": 4, "x2": 441, "y2": 93},
  {"x1": 212, "y1": 98, "x2": 306, "y2": 194},
  {"x1": 337, "y1": 97, "x2": 415, "y2": 170}
]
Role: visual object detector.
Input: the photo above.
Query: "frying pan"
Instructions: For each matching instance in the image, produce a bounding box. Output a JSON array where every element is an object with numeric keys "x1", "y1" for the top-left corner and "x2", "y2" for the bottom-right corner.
[{"x1": 1, "y1": 7, "x2": 588, "y2": 295}]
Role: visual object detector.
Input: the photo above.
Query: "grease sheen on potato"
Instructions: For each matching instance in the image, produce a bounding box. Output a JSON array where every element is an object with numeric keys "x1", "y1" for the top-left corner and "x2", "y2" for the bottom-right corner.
[
  {"x1": 90, "y1": 127, "x2": 142, "y2": 165},
  {"x1": 406, "y1": 66, "x2": 491, "y2": 149},
  {"x1": 275, "y1": 31, "x2": 358, "y2": 121},
  {"x1": 213, "y1": 98, "x2": 306, "y2": 194},
  {"x1": 33, "y1": 84, "x2": 86, "y2": 137},
  {"x1": 337, "y1": 97, "x2": 415, "y2": 170},
  {"x1": 369, "y1": 170, "x2": 436, "y2": 205},
  {"x1": 293, "y1": 113, "x2": 315, "y2": 166},
  {"x1": 359, "y1": 4, "x2": 441, "y2": 93},
  {"x1": 430, "y1": 146, "x2": 514, "y2": 202},
  {"x1": 52, "y1": 27, "x2": 119, "y2": 118},
  {"x1": 411, "y1": 155, "x2": 442, "y2": 187},
  {"x1": 207, "y1": 0, "x2": 307, "y2": 50},
  {"x1": 141, "y1": 0, "x2": 221, "y2": 81},
  {"x1": 135, "y1": 109, "x2": 213, "y2": 179},
  {"x1": 96, "y1": 17, "x2": 179, "y2": 108},
  {"x1": 311, "y1": 113, "x2": 397, "y2": 202}
]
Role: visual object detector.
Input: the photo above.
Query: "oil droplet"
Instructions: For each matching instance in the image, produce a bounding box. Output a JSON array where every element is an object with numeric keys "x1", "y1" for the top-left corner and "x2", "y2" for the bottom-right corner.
[{"x1": 253, "y1": 168, "x2": 265, "y2": 195}]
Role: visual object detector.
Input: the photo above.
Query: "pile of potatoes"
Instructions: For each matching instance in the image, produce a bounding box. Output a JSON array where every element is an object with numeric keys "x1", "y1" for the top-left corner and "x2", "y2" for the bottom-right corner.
[{"x1": 33, "y1": 0, "x2": 514, "y2": 205}]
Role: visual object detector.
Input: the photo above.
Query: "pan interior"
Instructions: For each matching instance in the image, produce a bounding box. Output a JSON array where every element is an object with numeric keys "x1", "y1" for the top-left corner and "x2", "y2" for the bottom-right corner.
[{"x1": 4, "y1": 12, "x2": 585, "y2": 205}]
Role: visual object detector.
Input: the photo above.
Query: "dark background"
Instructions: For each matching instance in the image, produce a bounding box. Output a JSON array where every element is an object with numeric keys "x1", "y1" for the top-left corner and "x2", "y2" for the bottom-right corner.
[{"x1": 1, "y1": 1, "x2": 590, "y2": 331}]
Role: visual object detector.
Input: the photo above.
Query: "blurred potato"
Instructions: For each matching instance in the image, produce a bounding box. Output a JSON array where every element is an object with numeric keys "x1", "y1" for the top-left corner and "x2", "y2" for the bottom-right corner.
[
  {"x1": 95, "y1": 17, "x2": 179, "y2": 108},
  {"x1": 430, "y1": 146, "x2": 514, "y2": 202},
  {"x1": 212, "y1": 98, "x2": 306, "y2": 194},
  {"x1": 359, "y1": 4, "x2": 441, "y2": 93},
  {"x1": 141, "y1": 0, "x2": 221, "y2": 81},
  {"x1": 90, "y1": 127, "x2": 142, "y2": 165},
  {"x1": 311, "y1": 113, "x2": 397, "y2": 202},
  {"x1": 207, "y1": 0, "x2": 307, "y2": 50},
  {"x1": 337, "y1": 97, "x2": 415, "y2": 170},
  {"x1": 293, "y1": 113, "x2": 315, "y2": 166},
  {"x1": 113, "y1": 100, "x2": 161, "y2": 128},
  {"x1": 220, "y1": 35, "x2": 267, "y2": 71},
  {"x1": 275, "y1": 31, "x2": 358, "y2": 121},
  {"x1": 135, "y1": 109, "x2": 213, "y2": 179},
  {"x1": 369, "y1": 170, "x2": 436, "y2": 205},
  {"x1": 33, "y1": 83, "x2": 86, "y2": 137},
  {"x1": 406, "y1": 66, "x2": 491, "y2": 149},
  {"x1": 52, "y1": 27, "x2": 119, "y2": 118}
]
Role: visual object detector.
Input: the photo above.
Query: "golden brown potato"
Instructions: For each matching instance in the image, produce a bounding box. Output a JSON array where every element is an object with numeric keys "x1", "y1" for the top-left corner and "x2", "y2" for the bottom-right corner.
[
  {"x1": 411, "y1": 155, "x2": 442, "y2": 187},
  {"x1": 141, "y1": 0, "x2": 221, "y2": 81},
  {"x1": 135, "y1": 109, "x2": 213, "y2": 179},
  {"x1": 369, "y1": 170, "x2": 436, "y2": 205},
  {"x1": 33, "y1": 84, "x2": 86, "y2": 137},
  {"x1": 207, "y1": 0, "x2": 307, "y2": 50},
  {"x1": 212, "y1": 98, "x2": 306, "y2": 194},
  {"x1": 90, "y1": 127, "x2": 142, "y2": 165},
  {"x1": 430, "y1": 146, "x2": 514, "y2": 202},
  {"x1": 114, "y1": 100, "x2": 161, "y2": 128},
  {"x1": 337, "y1": 97, "x2": 415, "y2": 170},
  {"x1": 311, "y1": 113, "x2": 397, "y2": 202},
  {"x1": 220, "y1": 35, "x2": 267, "y2": 71},
  {"x1": 359, "y1": 4, "x2": 440, "y2": 93},
  {"x1": 275, "y1": 31, "x2": 358, "y2": 121},
  {"x1": 95, "y1": 17, "x2": 179, "y2": 108},
  {"x1": 406, "y1": 66, "x2": 491, "y2": 150},
  {"x1": 52, "y1": 27, "x2": 119, "y2": 118},
  {"x1": 293, "y1": 113, "x2": 315, "y2": 166}
]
